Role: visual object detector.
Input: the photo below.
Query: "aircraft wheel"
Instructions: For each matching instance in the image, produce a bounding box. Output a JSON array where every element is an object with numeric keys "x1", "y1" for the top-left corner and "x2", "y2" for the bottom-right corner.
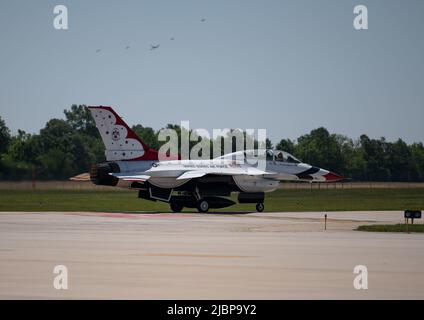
[
  {"x1": 197, "y1": 199, "x2": 209, "y2": 213},
  {"x1": 256, "y1": 203, "x2": 264, "y2": 212},
  {"x1": 170, "y1": 202, "x2": 183, "y2": 213}
]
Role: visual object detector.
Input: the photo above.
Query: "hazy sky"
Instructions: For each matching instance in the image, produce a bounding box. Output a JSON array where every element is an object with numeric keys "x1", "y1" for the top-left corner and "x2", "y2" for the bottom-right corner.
[{"x1": 0, "y1": 0, "x2": 423, "y2": 144}]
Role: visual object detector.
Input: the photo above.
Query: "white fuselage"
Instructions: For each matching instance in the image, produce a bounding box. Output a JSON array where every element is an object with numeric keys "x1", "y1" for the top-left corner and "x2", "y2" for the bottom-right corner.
[{"x1": 111, "y1": 157, "x2": 329, "y2": 192}]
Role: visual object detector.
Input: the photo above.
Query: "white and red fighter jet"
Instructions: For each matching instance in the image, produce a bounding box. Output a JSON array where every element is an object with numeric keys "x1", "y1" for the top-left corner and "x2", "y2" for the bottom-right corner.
[{"x1": 87, "y1": 106, "x2": 345, "y2": 212}]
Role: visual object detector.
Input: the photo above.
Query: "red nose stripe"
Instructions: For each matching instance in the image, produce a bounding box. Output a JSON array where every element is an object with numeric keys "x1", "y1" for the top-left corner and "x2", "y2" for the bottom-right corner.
[{"x1": 324, "y1": 172, "x2": 344, "y2": 181}]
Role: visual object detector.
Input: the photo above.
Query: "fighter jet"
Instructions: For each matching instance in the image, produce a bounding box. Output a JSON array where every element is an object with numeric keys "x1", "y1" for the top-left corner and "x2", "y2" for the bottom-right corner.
[
  {"x1": 87, "y1": 106, "x2": 345, "y2": 213},
  {"x1": 150, "y1": 44, "x2": 160, "y2": 50}
]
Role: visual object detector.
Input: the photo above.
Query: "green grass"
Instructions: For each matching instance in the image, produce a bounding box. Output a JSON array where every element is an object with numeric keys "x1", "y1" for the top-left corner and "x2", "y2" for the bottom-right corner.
[
  {"x1": 357, "y1": 224, "x2": 424, "y2": 233},
  {"x1": 0, "y1": 188, "x2": 423, "y2": 212}
]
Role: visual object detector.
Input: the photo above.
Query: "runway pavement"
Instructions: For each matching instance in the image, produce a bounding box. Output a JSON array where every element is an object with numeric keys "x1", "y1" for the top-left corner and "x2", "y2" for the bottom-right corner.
[{"x1": 0, "y1": 210, "x2": 423, "y2": 299}]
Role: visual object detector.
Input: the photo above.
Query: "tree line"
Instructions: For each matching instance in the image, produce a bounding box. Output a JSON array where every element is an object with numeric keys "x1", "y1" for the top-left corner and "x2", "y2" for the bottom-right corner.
[{"x1": 1, "y1": 105, "x2": 424, "y2": 181}]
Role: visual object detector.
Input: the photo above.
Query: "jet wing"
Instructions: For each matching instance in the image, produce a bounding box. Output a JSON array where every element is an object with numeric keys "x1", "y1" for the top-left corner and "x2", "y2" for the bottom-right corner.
[
  {"x1": 176, "y1": 167, "x2": 270, "y2": 180},
  {"x1": 245, "y1": 167, "x2": 269, "y2": 176},
  {"x1": 109, "y1": 168, "x2": 272, "y2": 182}
]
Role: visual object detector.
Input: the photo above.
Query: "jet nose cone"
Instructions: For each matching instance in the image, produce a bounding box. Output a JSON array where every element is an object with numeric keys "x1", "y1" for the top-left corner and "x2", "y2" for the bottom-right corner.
[{"x1": 323, "y1": 171, "x2": 345, "y2": 182}]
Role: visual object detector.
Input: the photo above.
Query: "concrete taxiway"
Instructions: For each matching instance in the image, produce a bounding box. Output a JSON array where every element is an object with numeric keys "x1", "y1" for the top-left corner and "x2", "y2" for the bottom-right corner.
[{"x1": 0, "y1": 211, "x2": 423, "y2": 299}]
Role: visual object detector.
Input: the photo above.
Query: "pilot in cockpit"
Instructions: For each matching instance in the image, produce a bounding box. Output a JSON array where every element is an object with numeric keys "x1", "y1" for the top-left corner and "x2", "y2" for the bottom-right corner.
[{"x1": 276, "y1": 151, "x2": 284, "y2": 162}]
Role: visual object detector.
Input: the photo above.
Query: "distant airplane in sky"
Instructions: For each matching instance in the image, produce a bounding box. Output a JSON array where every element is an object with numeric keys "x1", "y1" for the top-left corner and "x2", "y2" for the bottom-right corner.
[{"x1": 91, "y1": 18, "x2": 208, "y2": 54}]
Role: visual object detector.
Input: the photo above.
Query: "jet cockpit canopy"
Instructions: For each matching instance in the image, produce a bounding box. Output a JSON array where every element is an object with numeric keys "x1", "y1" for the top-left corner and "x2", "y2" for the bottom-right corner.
[
  {"x1": 266, "y1": 150, "x2": 301, "y2": 164},
  {"x1": 216, "y1": 149, "x2": 301, "y2": 164}
]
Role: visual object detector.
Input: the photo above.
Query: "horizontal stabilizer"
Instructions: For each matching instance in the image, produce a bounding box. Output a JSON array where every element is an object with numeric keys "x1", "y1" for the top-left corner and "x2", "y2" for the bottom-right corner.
[
  {"x1": 109, "y1": 173, "x2": 151, "y2": 181},
  {"x1": 69, "y1": 172, "x2": 91, "y2": 182}
]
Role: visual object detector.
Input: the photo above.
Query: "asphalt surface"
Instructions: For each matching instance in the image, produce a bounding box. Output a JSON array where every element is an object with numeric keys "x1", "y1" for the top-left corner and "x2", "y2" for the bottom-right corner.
[{"x1": 0, "y1": 211, "x2": 423, "y2": 299}]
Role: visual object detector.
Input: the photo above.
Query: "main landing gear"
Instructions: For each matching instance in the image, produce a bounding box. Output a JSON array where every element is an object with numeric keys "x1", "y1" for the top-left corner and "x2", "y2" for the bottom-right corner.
[
  {"x1": 169, "y1": 199, "x2": 210, "y2": 213},
  {"x1": 169, "y1": 198, "x2": 264, "y2": 213},
  {"x1": 197, "y1": 199, "x2": 210, "y2": 213}
]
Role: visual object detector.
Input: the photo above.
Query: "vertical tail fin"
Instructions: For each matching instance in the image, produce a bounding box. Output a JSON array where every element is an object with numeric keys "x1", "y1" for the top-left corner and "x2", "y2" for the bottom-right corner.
[{"x1": 88, "y1": 106, "x2": 158, "y2": 161}]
